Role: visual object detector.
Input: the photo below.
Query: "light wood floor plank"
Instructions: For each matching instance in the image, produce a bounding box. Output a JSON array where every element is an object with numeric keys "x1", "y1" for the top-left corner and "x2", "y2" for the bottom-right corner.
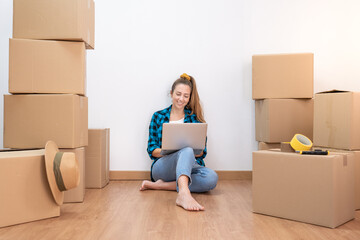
[{"x1": 0, "y1": 180, "x2": 359, "y2": 240}]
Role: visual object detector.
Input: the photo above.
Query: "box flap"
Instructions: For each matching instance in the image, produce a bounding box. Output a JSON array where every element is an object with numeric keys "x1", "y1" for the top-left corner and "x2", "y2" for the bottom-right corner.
[
  {"x1": 316, "y1": 90, "x2": 349, "y2": 94},
  {"x1": 0, "y1": 149, "x2": 45, "y2": 158},
  {"x1": 252, "y1": 52, "x2": 313, "y2": 57},
  {"x1": 0, "y1": 148, "x2": 42, "y2": 152}
]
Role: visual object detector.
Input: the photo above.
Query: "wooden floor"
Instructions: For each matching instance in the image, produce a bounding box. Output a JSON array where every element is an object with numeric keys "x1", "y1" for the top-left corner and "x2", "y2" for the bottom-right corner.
[{"x1": 1, "y1": 180, "x2": 360, "y2": 240}]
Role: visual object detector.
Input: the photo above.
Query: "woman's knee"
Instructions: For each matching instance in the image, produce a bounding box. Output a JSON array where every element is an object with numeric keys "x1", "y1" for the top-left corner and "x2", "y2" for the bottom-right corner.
[
  {"x1": 205, "y1": 169, "x2": 218, "y2": 191},
  {"x1": 151, "y1": 158, "x2": 177, "y2": 182},
  {"x1": 178, "y1": 147, "x2": 195, "y2": 156},
  {"x1": 191, "y1": 168, "x2": 218, "y2": 192},
  {"x1": 177, "y1": 147, "x2": 196, "y2": 165}
]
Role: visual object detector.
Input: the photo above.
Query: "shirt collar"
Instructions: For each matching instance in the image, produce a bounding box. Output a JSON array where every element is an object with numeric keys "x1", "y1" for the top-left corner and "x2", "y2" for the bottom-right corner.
[{"x1": 164, "y1": 105, "x2": 191, "y2": 121}]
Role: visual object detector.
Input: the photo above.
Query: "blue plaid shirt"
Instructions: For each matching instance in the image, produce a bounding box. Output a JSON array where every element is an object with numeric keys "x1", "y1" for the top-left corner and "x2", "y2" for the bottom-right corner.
[{"x1": 147, "y1": 105, "x2": 207, "y2": 168}]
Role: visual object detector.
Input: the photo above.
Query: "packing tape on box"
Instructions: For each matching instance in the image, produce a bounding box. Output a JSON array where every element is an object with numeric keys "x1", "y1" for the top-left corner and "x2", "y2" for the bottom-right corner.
[{"x1": 290, "y1": 134, "x2": 313, "y2": 151}]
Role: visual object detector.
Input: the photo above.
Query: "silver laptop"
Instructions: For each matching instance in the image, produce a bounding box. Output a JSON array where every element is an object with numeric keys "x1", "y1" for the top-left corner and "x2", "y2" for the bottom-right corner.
[{"x1": 160, "y1": 123, "x2": 207, "y2": 155}]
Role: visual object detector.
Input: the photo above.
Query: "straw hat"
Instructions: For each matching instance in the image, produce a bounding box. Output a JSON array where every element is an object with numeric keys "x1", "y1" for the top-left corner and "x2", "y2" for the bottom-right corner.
[{"x1": 45, "y1": 140, "x2": 80, "y2": 205}]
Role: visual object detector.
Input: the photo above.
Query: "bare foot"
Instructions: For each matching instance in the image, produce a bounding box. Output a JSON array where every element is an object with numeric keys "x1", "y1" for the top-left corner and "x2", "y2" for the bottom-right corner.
[
  {"x1": 139, "y1": 180, "x2": 158, "y2": 191},
  {"x1": 176, "y1": 191, "x2": 204, "y2": 211},
  {"x1": 139, "y1": 179, "x2": 176, "y2": 191}
]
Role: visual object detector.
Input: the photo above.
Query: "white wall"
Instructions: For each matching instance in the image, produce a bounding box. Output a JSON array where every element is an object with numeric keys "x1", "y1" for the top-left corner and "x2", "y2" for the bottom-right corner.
[
  {"x1": 1, "y1": 0, "x2": 360, "y2": 171},
  {"x1": 248, "y1": 0, "x2": 360, "y2": 92},
  {"x1": 0, "y1": 1, "x2": 13, "y2": 153}
]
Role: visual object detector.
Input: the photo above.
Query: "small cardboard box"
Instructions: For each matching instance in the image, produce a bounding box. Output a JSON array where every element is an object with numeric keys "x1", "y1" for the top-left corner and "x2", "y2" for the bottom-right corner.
[
  {"x1": 252, "y1": 53, "x2": 313, "y2": 99},
  {"x1": 0, "y1": 149, "x2": 60, "y2": 228},
  {"x1": 4, "y1": 94, "x2": 88, "y2": 149},
  {"x1": 252, "y1": 150, "x2": 355, "y2": 228},
  {"x1": 85, "y1": 129, "x2": 110, "y2": 188},
  {"x1": 63, "y1": 148, "x2": 85, "y2": 203},
  {"x1": 258, "y1": 142, "x2": 280, "y2": 150},
  {"x1": 9, "y1": 38, "x2": 86, "y2": 95},
  {"x1": 314, "y1": 147, "x2": 360, "y2": 210},
  {"x1": 255, "y1": 99, "x2": 314, "y2": 143},
  {"x1": 13, "y1": 0, "x2": 95, "y2": 49},
  {"x1": 313, "y1": 90, "x2": 360, "y2": 150}
]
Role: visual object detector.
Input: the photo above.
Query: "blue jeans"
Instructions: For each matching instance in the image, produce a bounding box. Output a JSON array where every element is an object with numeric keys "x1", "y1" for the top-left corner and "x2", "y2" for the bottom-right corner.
[{"x1": 151, "y1": 147, "x2": 218, "y2": 193}]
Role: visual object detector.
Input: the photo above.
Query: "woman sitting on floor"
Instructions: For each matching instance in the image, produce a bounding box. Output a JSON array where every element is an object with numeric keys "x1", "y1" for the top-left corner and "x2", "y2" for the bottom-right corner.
[{"x1": 140, "y1": 73, "x2": 218, "y2": 211}]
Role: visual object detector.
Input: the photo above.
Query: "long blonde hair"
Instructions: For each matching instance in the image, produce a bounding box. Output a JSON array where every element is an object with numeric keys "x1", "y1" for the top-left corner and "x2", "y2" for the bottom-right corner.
[{"x1": 171, "y1": 74, "x2": 205, "y2": 123}]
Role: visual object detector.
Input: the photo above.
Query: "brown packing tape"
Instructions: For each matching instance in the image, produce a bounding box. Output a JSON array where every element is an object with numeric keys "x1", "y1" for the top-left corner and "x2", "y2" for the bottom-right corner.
[
  {"x1": 326, "y1": 93, "x2": 335, "y2": 147},
  {"x1": 343, "y1": 155, "x2": 348, "y2": 166},
  {"x1": 312, "y1": 146, "x2": 360, "y2": 210}
]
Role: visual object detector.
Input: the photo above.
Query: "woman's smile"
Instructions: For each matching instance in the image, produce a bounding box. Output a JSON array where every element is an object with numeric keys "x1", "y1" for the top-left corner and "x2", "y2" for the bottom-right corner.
[{"x1": 171, "y1": 84, "x2": 191, "y2": 110}]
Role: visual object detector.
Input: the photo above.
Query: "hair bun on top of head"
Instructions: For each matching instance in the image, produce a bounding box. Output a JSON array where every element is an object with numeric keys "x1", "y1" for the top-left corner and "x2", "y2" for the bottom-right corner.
[{"x1": 180, "y1": 73, "x2": 191, "y2": 81}]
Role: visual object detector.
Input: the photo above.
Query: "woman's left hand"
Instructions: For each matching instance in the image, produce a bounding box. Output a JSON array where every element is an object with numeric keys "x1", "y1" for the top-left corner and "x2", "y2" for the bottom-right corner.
[{"x1": 195, "y1": 151, "x2": 204, "y2": 158}]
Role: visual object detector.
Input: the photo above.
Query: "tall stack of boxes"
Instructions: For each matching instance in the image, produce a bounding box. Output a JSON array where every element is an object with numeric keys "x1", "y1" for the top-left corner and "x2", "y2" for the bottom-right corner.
[
  {"x1": 253, "y1": 53, "x2": 314, "y2": 148},
  {"x1": 251, "y1": 53, "x2": 356, "y2": 228},
  {"x1": 3, "y1": 0, "x2": 95, "y2": 209}
]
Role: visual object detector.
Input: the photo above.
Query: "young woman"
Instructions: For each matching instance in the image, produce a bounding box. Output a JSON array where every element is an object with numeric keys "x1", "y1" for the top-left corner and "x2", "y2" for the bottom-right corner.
[{"x1": 140, "y1": 73, "x2": 218, "y2": 211}]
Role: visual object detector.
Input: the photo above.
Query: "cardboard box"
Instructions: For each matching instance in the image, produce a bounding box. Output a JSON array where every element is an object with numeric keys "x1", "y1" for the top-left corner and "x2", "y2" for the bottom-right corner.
[
  {"x1": 63, "y1": 148, "x2": 85, "y2": 203},
  {"x1": 9, "y1": 38, "x2": 86, "y2": 95},
  {"x1": 0, "y1": 149, "x2": 60, "y2": 228},
  {"x1": 313, "y1": 90, "x2": 360, "y2": 150},
  {"x1": 13, "y1": 0, "x2": 95, "y2": 49},
  {"x1": 258, "y1": 142, "x2": 280, "y2": 150},
  {"x1": 252, "y1": 150, "x2": 355, "y2": 228},
  {"x1": 280, "y1": 142, "x2": 295, "y2": 152},
  {"x1": 255, "y1": 99, "x2": 314, "y2": 143},
  {"x1": 85, "y1": 129, "x2": 110, "y2": 188},
  {"x1": 314, "y1": 147, "x2": 360, "y2": 210},
  {"x1": 4, "y1": 94, "x2": 88, "y2": 149},
  {"x1": 252, "y1": 53, "x2": 313, "y2": 99}
]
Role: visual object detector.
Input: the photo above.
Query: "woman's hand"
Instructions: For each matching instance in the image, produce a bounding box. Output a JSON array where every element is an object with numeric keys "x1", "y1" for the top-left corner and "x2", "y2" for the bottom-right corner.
[
  {"x1": 152, "y1": 148, "x2": 203, "y2": 158},
  {"x1": 195, "y1": 151, "x2": 204, "y2": 158},
  {"x1": 151, "y1": 148, "x2": 163, "y2": 158}
]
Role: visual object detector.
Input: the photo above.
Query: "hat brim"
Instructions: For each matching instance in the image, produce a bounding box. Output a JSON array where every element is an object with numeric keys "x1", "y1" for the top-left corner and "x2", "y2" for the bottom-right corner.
[{"x1": 45, "y1": 141, "x2": 64, "y2": 206}]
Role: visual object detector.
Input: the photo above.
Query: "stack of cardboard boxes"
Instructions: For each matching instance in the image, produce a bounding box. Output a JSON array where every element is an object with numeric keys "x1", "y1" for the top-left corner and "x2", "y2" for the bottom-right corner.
[
  {"x1": 313, "y1": 91, "x2": 360, "y2": 211},
  {"x1": 252, "y1": 53, "x2": 357, "y2": 228},
  {"x1": 253, "y1": 53, "x2": 314, "y2": 149},
  {"x1": 1, "y1": 0, "x2": 94, "y2": 228}
]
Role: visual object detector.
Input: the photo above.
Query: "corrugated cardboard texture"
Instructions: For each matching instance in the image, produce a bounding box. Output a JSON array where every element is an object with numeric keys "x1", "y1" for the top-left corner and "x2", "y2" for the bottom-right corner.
[
  {"x1": 4, "y1": 94, "x2": 88, "y2": 149},
  {"x1": 63, "y1": 148, "x2": 85, "y2": 203},
  {"x1": 85, "y1": 129, "x2": 110, "y2": 188},
  {"x1": 314, "y1": 91, "x2": 360, "y2": 150},
  {"x1": 252, "y1": 151, "x2": 355, "y2": 228},
  {"x1": 252, "y1": 53, "x2": 314, "y2": 99},
  {"x1": 9, "y1": 39, "x2": 86, "y2": 95},
  {"x1": 0, "y1": 150, "x2": 60, "y2": 228},
  {"x1": 314, "y1": 147, "x2": 360, "y2": 210},
  {"x1": 13, "y1": 0, "x2": 95, "y2": 49},
  {"x1": 258, "y1": 142, "x2": 280, "y2": 150},
  {"x1": 255, "y1": 99, "x2": 314, "y2": 143}
]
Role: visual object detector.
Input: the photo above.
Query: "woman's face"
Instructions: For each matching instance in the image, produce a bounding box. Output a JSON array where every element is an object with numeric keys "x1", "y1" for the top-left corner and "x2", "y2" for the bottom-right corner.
[{"x1": 171, "y1": 83, "x2": 191, "y2": 110}]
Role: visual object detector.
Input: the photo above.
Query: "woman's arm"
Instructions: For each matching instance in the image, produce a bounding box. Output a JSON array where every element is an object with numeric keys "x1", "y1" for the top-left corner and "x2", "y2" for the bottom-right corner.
[
  {"x1": 151, "y1": 148, "x2": 163, "y2": 158},
  {"x1": 147, "y1": 114, "x2": 162, "y2": 159}
]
